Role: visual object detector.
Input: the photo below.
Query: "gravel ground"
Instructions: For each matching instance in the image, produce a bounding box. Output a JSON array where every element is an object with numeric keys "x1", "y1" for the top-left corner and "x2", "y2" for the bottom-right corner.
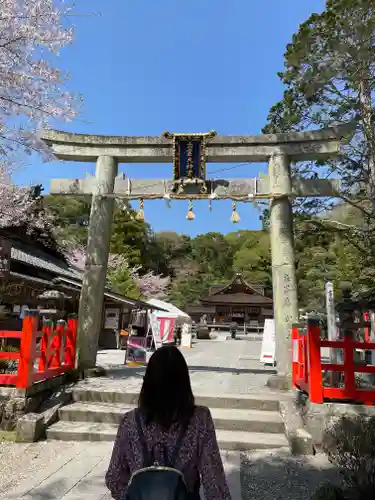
[{"x1": 241, "y1": 448, "x2": 342, "y2": 500}]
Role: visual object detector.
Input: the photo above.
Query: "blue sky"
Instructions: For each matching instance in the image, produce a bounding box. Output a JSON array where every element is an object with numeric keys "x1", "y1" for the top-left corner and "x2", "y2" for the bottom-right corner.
[{"x1": 16, "y1": 0, "x2": 325, "y2": 237}]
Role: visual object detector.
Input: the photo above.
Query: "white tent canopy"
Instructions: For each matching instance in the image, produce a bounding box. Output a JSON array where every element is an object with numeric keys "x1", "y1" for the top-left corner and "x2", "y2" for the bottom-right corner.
[{"x1": 146, "y1": 298, "x2": 192, "y2": 325}]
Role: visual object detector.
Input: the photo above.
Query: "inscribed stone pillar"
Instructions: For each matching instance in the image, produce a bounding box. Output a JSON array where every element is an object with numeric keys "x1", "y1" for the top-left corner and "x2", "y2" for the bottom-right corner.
[
  {"x1": 76, "y1": 155, "x2": 118, "y2": 370},
  {"x1": 268, "y1": 154, "x2": 298, "y2": 388}
]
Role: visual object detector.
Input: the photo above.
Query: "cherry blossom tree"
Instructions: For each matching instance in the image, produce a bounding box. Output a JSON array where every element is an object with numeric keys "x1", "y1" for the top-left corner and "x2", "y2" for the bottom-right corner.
[
  {"x1": 133, "y1": 271, "x2": 170, "y2": 299},
  {"x1": 65, "y1": 243, "x2": 86, "y2": 270},
  {"x1": 0, "y1": 168, "x2": 53, "y2": 230},
  {"x1": 65, "y1": 244, "x2": 170, "y2": 299},
  {"x1": 0, "y1": 1, "x2": 81, "y2": 227},
  {"x1": 0, "y1": 0, "x2": 80, "y2": 161},
  {"x1": 0, "y1": 166, "x2": 33, "y2": 226}
]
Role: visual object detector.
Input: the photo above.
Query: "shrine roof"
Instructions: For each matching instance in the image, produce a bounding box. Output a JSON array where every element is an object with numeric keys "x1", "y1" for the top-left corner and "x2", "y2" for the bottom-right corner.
[
  {"x1": 0, "y1": 226, "x2": 79, "y2": 280},
  {"x1": 11, "y1": 245, "x2": 80, "y2": 280},
  {"x1": 209, "y1": 273, "x2": 267, "y2": 295},
  {"x1": 200, "y1": 273, "x2": 272, "y2": 305}
]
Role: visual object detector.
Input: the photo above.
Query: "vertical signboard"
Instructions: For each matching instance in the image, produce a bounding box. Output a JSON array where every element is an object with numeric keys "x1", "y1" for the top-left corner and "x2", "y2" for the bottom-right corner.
[
  {"x1": 0, "y1": 239, "x2": 11, "y2": 279},
  {"x1": 148, "y1": 311, "x2": 163, "y2": 349},
  {"x1": 260, "y1": 319, "x2": 276, "y2": 365},
  {"x1": 325, "y1": 281, "x2": 338, "y2": 363}
]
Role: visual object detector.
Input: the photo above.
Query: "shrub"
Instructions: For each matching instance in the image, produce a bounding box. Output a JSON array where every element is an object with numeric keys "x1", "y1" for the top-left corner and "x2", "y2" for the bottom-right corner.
[
  {"x1": 322, "y1": 414, "x2": 375, "y2": 500},
  {"x1": 0, "y1": 344, "x2": 19, "y2": 374},
  {"x1": 312, "y1": 483, "x2": 347, "y2": 500}
]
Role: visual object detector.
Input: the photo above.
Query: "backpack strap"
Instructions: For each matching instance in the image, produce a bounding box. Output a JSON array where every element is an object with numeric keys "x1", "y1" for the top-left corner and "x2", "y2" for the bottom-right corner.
[{"x1": 135, "y1": 409, "x2": 153, "y2": 467}]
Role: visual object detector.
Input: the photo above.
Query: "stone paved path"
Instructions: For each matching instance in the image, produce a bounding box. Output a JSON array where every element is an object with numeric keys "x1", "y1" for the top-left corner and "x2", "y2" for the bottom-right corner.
[{"x1": 87, "y1": 336, "x2": 277, "y2": 396}]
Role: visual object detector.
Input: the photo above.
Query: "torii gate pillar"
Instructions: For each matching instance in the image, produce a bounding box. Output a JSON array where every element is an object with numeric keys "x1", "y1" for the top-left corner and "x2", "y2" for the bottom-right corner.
[
  {"x1": 77, "y1": 155, "x2": 118, "y2": 369},
  {"x1": 268, "y1": 154, "x2": 298, "y2": 389}
]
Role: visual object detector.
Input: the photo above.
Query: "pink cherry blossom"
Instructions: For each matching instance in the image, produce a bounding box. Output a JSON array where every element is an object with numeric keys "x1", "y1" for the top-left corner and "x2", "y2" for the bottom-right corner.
[
  {"x1": 0, "y1": 0, "x2": 80, "y2": 161},
  {"x1": 65, "y1": 244, "x2": 170, "y2": 298},
  {"x1": 0, "y1": 163, "x2": 51, "y2": 229},
  {"x1": 133, "y1": 271, "x2": 170, "y2": 299}
]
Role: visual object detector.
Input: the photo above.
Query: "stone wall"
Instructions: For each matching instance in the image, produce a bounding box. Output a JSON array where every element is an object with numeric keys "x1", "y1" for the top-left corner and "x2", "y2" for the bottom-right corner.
[
  {"x1": 296, "y1": 390, "x2": 375, "y2": 446},
  {"x1": 0, "y1": 393, "x2": 44, "y2": 430},
  {"x1": 0, "y1": 375, "x2": 68, "y2": 431}
]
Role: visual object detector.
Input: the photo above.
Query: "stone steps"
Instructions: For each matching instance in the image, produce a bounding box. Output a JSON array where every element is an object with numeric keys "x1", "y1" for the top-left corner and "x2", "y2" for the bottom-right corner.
[
  {"x1": 46, "y1": 421, "x2": 288, "y2": 451},
  {"x1": 72, "y1": 389, "x2": 281, "y2": 411},
  {"x1": 46, "y1": 388, "x2": 289, "y2": 450},
  {"x1": 58, "y1": 402, "x2": 286, "y2": 434}
]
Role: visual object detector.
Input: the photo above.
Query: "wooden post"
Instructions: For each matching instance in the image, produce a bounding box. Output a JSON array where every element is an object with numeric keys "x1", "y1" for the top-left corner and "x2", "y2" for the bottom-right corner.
[{"x1": 17, "y1": 310, "x2": 39, "y2": 389}]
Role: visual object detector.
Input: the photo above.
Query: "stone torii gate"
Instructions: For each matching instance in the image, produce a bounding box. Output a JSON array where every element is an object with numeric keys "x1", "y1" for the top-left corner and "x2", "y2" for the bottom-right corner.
[{"x1": 41, "y1": 124, "x2": 351, "y2": 387}]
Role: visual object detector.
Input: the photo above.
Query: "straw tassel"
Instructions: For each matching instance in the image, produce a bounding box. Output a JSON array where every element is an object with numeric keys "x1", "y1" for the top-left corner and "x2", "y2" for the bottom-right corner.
[
  {"x1": 231, "y1": 201, "x2": 240, "y2": 223},
  {"x1": 135, "y1": 198, "x2": 145, "y2": 221},
  {"x1": 164, "y1": 194, "x2": 172, "y2": 209},
  {"x1": 186, "y1": 200, "x2": 195, "y2": 220}
]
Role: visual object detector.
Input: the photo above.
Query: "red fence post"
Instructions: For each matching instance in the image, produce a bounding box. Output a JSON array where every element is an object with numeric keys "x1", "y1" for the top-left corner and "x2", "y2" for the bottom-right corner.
[
  {"x1": 50, "y1": 320, "x2": 65, "y2": 368},
  {"x1": 65, "y1": 315, "x2": 78, "y2": 368},
  {"x1": 307, "y1": 317, "x2": 324, "y2": 403},
  {"x1": 38, "y1": 320, "x2": 53, "y2": 372},
  {"x1": 303, "y1": 330, "x2": 309, "y2": 386},
  {"x1": 343, "y1": 334, "x2": 356, "y2": 399},
  {"x1": 364, "y1": 311, "x2": 370, "y2": 343},
  {"x1": 292, "y1": 325, "x2": 299, "y2": 387},
  {"x1": 16, "y1": 310, "x2": 39, "y2": 389}
]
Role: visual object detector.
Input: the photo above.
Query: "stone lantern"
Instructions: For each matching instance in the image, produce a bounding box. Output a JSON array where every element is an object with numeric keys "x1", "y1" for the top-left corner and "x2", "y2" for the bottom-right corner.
[{"x1": 37, "y1": 290, "x2": 71, "y2": 322}]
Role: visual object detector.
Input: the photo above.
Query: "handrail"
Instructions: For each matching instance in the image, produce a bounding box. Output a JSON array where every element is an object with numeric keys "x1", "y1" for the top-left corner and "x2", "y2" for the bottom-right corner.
[
  {"x1": 292, "y1": 319, "x2": 375, "y2": 405},
  {"x1": 0, "y1": 312, "x2": 78, "y2": 389}
]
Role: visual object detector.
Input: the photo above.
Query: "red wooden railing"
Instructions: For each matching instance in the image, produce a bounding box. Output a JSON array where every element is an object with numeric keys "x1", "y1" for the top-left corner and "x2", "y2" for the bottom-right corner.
[
  {"x1": 292, "y1": 318, "x2": 375, "y2": 405},
  {"x1": 0, "y1": 310, "x2": 77, "y2": 389}
]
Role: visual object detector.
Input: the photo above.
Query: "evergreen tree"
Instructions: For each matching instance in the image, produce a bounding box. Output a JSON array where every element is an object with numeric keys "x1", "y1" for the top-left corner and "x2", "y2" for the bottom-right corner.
[
  {"x1": 263, "y1": 0, "x2": 375, "y2": 288},
  {"x1": 110, "y1": 203, "x2": 153, "y2": 270}
]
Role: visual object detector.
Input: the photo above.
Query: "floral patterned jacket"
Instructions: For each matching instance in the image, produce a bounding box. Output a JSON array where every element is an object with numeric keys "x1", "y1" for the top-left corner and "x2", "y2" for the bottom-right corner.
[{"x1": 105, "y1": 405, "x2": 231, "y2": 500}]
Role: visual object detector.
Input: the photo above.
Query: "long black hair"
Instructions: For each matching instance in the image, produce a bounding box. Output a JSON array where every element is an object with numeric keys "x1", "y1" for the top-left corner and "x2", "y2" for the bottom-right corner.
[{"x1": 138, "y1": 345, "x2": 195, "y2": 429}]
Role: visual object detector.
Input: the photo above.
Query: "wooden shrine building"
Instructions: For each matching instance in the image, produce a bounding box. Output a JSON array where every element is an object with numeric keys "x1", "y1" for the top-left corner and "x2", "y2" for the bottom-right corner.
[{"x1": 187, "y1": 273, "x2": 273, "y2": 329}]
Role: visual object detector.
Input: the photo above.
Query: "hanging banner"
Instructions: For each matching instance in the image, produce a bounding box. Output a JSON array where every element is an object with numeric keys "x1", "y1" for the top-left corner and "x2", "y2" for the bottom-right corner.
[
  {"x1": 149, "y1": 311, "x2": 177, "y2": 347},
  {"x1": 260, "y1": 319, "x2": 276, "y2": 365},
  {"x1": 159, "y1": 316, "x2": 176, "y2": 343}
]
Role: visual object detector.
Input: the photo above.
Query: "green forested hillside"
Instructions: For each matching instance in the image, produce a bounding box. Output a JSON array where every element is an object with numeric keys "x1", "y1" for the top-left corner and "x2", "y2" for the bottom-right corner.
[{"x1": 44, "y1": 195, "x2": 369, "y2": 311}]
